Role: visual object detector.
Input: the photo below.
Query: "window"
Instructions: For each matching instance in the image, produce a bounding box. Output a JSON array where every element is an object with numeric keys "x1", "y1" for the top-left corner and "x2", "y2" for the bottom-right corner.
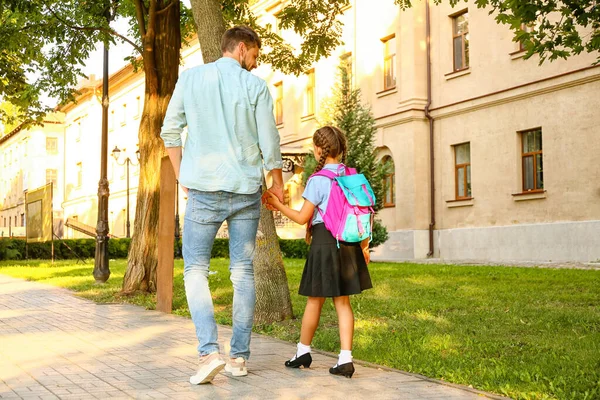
[
  {"x1": 121, "y1": 104, "x2": 127, "y2": 126},
  {"x1": 21, "y1": 214, "x2": 24, "y2": 226},
  {"x1": 76, "y1": 118, "x2": 83, "y2": 141},
  {"x1": 135, "y1": 96, "x2": 141, "y2": 118},
  {"x1": 76, "y1": 162, "x2": 82, "y2": 187},
  {"x1": 304, "y1": 69, "x2": 315, "y2": 117},
  {"x1": 454, "y1": 143, "x2": 471, "y2": 199},
  {"x1": 382, "y1": 156, "x2": 396, "y2": 207},
  {"x1": 519, "y1": 23, "x2": 534, "y2": 52},
  {"x1": 452, "y1": 11, "x2": 469, "y2": 71},
  {"x1": 110, "y1": 110, "x2": 115, "y2": 131},
  {"x1": 46, "y1": 169, "x2": 58, "y2": 188},
  {"x1": 521, "y1": 128, "x2": 543, "y2": 192},
  {"x1": 382, "y1": 36, "x2": 396, "y2": 90},
  {"x1": 274, "y1": 82, "x2": 283, "y2": 125},
  {"x1": 341, "y1": 52, "x2": 353, "y2": 89},
  {"x1": 46, "y1": 137, "x2": 58, "y2": 154}
]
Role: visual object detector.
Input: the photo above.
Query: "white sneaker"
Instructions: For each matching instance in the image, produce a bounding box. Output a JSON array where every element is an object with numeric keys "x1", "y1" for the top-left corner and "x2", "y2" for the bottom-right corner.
[
  {"x1": 224, "y1": 357, "x2": 248, "y2": 377},
  {"x1": 190, "y1": 352, "x2": 226, "y2": 384}
]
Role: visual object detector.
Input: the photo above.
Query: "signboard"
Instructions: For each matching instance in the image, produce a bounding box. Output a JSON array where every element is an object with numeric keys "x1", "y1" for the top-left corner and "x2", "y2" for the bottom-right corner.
[{"x1": 25, "y1": 183, "x2": 53, "y2": 243}]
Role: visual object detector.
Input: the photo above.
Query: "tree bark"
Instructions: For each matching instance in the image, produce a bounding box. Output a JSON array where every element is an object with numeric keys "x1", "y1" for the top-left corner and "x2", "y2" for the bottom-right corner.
[
  {"x1": 189, "y1": 0, "x2": 226, "y2": 64},
  {"x1": 190, "y1": 2, "x2": 294, "y2": 323},
  {"x1": 123, "y1": 0, "x2": 181, "y2": 293}
]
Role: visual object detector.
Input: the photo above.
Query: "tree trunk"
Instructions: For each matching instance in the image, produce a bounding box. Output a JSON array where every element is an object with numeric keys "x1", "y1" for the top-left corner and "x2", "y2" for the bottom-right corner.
[
  {"x1": 253, "y1": 182, "x2": 294, "y2": 324},
  {"x1": 123, "y1": 1, "x2": 181, "y2": 293},
  {"x1": 189, "y1": 0, "x2": 226, "y2": 64},
  {"x1": 190, "y1": 2, "x2": 294, "y2": 323}
]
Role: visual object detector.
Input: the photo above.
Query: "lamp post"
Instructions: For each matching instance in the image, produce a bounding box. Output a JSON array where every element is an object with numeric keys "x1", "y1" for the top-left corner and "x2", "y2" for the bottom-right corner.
[
  {"x1": 93, "y1": 3, "x2": 115, "y2": 284},
  {"x1": 111, "y1": 146, "x2": 140, "y2": 238}
]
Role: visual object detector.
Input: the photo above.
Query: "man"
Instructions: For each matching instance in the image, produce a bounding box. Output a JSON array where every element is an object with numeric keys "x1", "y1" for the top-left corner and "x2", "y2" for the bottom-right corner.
[{"x1": 160, "y1": 25, "x2": 284, "y2": 385}]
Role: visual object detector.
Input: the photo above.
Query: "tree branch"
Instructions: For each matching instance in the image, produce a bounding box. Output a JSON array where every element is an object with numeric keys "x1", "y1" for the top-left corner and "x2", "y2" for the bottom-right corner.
[
  {"x1": 156, "y1": 0, "x2": 176, "y2": 15},
  {"x1": 134, "y1": 0, "x2": 147, "y2": 38},
  {"x1": 45, "y1": 4, "x2": 143, "y2": 54}
]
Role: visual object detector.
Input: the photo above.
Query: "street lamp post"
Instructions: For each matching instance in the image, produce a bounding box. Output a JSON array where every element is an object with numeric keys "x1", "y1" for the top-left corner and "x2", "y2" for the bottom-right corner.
[
  {"x1": 111, "y1": 146, "x2": 140, "y2": 238},
  {"x1": 93, "y1": 5, "x2": 114, "y2": 284}
]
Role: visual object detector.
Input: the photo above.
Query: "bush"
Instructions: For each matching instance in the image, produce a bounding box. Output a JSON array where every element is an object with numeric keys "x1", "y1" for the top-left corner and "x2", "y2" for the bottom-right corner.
[
  {"x1": 0, "y1": 239, "x2": 21, "y2": 261},
  {"x1": 0, "y1": 237, "x2": 313, "y2": 260},
  {"x1": 278, "y1": 238, "x2": 309, "y2": 259},
  {"x1": 370, "y1": 219, "x2": 388, "y2": 248}
]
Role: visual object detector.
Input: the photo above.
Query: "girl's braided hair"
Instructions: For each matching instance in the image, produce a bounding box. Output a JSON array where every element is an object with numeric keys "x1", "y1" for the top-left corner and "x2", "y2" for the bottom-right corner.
[
  {"x1": 305, "y1": 126, "x2": 348, "y2": 244},
  {"x1": 313, "y1": 126, "x2": 347, "y2": 173}
]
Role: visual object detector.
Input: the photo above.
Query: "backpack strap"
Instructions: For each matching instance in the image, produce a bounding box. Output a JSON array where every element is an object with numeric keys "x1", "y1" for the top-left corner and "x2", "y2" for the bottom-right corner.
[{"x1": 310, "y1": 169, "x2": 337, "y2": 180}]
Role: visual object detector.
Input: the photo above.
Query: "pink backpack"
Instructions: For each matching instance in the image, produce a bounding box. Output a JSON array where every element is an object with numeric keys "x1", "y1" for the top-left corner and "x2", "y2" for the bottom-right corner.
[{"x1": 310, "y1": 165, "x2": 376, "y2": 247}]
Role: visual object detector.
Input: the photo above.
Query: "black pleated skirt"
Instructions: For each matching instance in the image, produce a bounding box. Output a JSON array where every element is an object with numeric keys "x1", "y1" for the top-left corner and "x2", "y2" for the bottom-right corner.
[{"x1": 299, "y1": 223, "x2": 373, "y2": 297}]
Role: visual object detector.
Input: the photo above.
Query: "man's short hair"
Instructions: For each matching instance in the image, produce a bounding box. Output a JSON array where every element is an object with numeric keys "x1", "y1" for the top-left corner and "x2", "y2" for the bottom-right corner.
[{"x1": 221, "y1": 26, "x2": 262, "y2": 53}]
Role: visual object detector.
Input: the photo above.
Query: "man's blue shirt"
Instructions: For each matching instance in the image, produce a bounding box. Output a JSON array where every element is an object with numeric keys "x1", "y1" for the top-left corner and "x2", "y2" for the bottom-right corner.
[{"x1": 160, "y1": 57, "x2": 282, "y2": 194}]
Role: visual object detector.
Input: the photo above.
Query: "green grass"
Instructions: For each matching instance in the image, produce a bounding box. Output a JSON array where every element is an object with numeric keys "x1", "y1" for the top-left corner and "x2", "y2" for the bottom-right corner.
[{"x1": 1, "y1": 259, "x2": 599, "y2": 400}]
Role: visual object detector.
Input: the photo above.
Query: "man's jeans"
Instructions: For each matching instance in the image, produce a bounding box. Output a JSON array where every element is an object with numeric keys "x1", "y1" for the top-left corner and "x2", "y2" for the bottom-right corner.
[{"x1": 183, "y1": 189, "x2": 261, "y2": 360}]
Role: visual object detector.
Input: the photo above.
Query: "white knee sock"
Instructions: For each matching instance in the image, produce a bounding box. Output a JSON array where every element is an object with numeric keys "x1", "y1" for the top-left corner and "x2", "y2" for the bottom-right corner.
[{"x1": 338, "y1": 350, "x2": 353, "y2": 365}]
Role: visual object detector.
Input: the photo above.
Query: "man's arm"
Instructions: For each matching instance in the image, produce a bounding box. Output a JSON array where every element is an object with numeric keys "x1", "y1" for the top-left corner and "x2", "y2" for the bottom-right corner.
[
  {"x1": 160, "y1": 71, "x2": 188, "y2": 192},
  {"x1": 255, "y1": 81, "x2": 284, "y2": 202}
]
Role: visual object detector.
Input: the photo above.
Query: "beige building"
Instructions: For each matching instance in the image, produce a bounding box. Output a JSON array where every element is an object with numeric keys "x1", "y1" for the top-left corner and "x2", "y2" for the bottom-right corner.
[
  {"x1": 3, "y1": 0, "x2": 598, "y2": 262},
  {"x1": 0, "y1": 113, "x2": 65, "y2": 238},
  {"x1": 252, "y1": 0, "x2": 600, "y2": 263}
]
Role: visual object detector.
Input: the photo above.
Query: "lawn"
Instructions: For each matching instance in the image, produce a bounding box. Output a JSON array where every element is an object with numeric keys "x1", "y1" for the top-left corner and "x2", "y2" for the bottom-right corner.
[{"x1": 1, "y1": 258, "x2": 599, "y2": 400}]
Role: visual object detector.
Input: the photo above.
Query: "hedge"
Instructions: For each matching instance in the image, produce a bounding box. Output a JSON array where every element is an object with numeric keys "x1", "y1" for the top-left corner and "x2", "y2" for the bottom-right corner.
[{"x1": 0, "y1": 237, "x2": 309, "y2": 261}]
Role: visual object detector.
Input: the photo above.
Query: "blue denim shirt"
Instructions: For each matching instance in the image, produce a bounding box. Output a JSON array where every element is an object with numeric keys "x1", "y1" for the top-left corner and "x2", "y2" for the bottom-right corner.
[{"x1": 160, "y1": 57, "x2": 282, "y2": 194}]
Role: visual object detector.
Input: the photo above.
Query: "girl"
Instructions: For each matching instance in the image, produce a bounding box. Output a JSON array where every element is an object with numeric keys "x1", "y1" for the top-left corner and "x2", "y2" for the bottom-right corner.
[{"x1": 264, "y1": 126, "x2": 372, "y2": 378}]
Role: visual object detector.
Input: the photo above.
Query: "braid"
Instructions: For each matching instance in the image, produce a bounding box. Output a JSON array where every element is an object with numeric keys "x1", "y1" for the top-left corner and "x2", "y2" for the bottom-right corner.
[{"x1": 314, "y1": 144, "x2": 329, "y2": 173}]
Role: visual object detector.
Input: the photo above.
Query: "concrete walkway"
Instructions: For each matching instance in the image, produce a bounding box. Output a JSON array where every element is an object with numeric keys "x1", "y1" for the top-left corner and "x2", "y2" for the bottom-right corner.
[{"x1": 0, "y1": 275, "x2": 505, "y2": 400}]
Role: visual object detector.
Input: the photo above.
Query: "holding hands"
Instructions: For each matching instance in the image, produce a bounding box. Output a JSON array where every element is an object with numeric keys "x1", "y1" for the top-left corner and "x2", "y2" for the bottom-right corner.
[{"x1": 262, "y1": 183, "x2": 283, "y2": 211}]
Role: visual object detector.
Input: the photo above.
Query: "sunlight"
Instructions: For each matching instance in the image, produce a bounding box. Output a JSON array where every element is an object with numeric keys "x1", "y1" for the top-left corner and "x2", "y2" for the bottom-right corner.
[
  {"x1": 422, "y1": 334, "x2": 459, "y2": 355},
  {"x1": 0, "y1": 324, "x2": 178, "y2": 382},
  {"x1": 410, "y1": 309, "x2": 449, "y2": 326}
]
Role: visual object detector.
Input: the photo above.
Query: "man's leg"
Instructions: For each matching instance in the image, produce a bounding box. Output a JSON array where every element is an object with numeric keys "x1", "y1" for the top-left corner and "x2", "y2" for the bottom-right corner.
[
  {"x1": 226, "y1": 190, "x2": 261, "y2": 361},
  {"x1": 182, "y1": 190, "x2": 224, "y2": 357}
]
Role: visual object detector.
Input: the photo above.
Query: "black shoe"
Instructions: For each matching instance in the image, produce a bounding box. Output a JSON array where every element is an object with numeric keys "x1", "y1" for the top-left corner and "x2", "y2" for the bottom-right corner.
[
  {"x1": 285, "y1": 353, "x2": 312, "y2": 368},
  {"x1": 329, "y1": 362, "x2": 355, "y2": 378}
]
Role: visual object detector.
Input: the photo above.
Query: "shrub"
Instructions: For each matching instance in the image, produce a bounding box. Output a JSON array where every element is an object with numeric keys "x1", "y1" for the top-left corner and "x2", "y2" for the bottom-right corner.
[{"x1": 0, "y1": 237, "x2": 314, "y2": 260}]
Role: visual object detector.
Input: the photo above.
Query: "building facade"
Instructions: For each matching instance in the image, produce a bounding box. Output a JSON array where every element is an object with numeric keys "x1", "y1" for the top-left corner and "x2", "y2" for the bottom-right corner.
[
  {"x1": 2, "y1": 0, "x2": 598, "y2": 262},
  {"x1": 0, "y1": 114, "x2": 65, "y2": 238},
  {"x1": 252, "y1": 0, "x2": 600, "y2": 263}
]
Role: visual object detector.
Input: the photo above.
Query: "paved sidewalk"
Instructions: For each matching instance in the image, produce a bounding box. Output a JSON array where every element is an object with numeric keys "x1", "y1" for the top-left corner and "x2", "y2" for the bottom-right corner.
[{"x1": 0, "y1": 275, "x2": 504, "y2": 400}]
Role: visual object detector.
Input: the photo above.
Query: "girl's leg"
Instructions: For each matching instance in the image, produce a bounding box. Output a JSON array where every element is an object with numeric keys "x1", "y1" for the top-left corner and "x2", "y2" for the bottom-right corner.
[
  {"x1": 300, "y1": 296, "x2": 326, "y2": 346},
  {"x1": 332, "y1": 296, "x2": 354, "y2": 351}
]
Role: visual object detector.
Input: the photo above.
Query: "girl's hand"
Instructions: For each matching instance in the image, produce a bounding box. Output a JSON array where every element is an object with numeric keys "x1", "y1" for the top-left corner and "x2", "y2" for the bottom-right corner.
[
  {"x1": 360, "y1": 238, "x2": 370, "y2": 264},
  {"x1": 262, "y1": 190, "x2": 281, "y2": 211}
]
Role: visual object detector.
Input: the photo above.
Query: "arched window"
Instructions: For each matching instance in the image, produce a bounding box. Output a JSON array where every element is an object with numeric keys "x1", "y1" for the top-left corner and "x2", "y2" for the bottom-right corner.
[{"x1": 382, "y1": 156, "x2": 395, "y2": 207}]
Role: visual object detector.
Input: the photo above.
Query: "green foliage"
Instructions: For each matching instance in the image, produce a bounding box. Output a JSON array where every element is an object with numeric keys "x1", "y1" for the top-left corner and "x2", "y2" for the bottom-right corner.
[
  {"x1": 0, "y1": 237, "x2": 309, "y2": 260},
  {"x1": 0, "y1": 102, "x2": 20, "y2": 134},
  {"x1": 0, "y1": 0, "x2": 195, "y2": 127},
  {"x1": 370, "y1": 219, "x2": 389, "y2": 248},
  {"x1": 2, "y1": 259, "x2": 599, "y2": 399},
  {"x1": 394, "y1": 0, "x2": 600, "y2": 64},
  {"x1": 0, "y1": 239, "x2": 21, "y2": 260},
  {"x1": 222, "y1": 0, "x2": 351, "y2": 75},
  {"x1": 278, "y1": 238, "x2": 309, "y2": 258}
]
